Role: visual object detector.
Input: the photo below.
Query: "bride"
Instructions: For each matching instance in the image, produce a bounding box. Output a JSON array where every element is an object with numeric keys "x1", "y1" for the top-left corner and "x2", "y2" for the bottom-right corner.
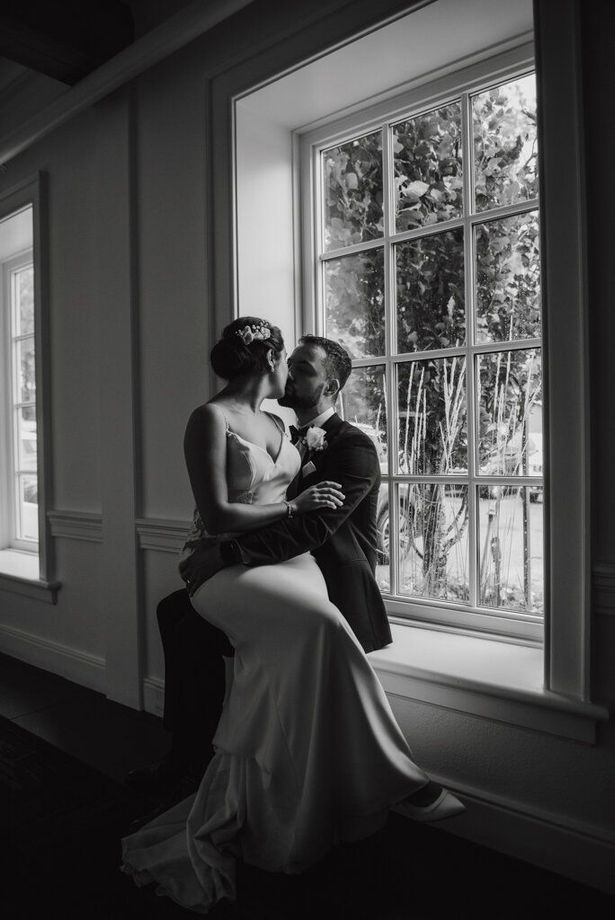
[{"x1": 121, "y1": 316, "x2": 464, "y2": 913}]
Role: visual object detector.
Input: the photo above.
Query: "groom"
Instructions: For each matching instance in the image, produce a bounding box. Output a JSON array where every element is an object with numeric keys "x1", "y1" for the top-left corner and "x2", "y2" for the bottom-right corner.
[{"x1": 128, "y1": 334, "x2": 391, "y2": 792}]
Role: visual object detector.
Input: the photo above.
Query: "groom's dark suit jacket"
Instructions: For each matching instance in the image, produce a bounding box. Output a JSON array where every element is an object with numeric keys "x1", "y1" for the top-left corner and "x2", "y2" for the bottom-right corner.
[{"x1": 224, "y1": 412, "x2": 392, "y2": 654}]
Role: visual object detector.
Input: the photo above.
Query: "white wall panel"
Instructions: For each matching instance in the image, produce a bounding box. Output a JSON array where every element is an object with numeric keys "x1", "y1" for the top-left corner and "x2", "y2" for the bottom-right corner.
[{"x1": 136, "y1": 51, "x2": 211, "y2": 523}]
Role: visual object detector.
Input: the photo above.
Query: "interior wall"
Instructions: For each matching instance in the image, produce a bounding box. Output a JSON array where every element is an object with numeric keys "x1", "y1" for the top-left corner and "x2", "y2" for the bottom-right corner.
[
  {"x1": 235, "y1": 106, "x2": 296, "y2": 339},
  {"x1": 0, "y1": 110, "x2": 105, "y2": 666},
  {"x1": 136, "y1": 51, "x2": 210, "y2": 523},
  {"x1": 0, "y1": 0, "x2": 612, "y2": 893}
]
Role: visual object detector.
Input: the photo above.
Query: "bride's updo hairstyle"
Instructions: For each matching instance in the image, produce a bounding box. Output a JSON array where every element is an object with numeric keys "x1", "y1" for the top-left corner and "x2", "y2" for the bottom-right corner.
[{"x1": 210, "y1": 316, "x2": 285, "y2": 381}]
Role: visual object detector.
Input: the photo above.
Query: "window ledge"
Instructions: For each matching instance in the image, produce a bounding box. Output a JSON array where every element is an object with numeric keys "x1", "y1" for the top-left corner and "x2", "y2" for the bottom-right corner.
[
  {"x1": 0, "y1": 550, "x2": 59, "y2": 603},
  {"x1": 369, "y1": 624, "x2": 610, "y2": 744}
]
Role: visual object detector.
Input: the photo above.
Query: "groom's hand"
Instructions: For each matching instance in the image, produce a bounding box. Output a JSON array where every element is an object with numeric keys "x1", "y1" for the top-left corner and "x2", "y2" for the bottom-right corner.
[{"x1": 183, "y1": 544, "x2": 226, "y2": 597}]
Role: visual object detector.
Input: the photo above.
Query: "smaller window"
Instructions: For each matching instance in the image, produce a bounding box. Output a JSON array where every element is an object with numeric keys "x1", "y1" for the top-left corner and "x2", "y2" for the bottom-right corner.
[{"x1": 0, "y1": 206, "x2": 38, "y2": 557}]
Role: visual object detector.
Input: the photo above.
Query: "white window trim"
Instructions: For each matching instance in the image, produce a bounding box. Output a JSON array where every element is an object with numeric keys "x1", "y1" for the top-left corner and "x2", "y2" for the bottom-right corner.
[
  {"x1": 0, "y1": 174, "x2": 59, "y2": 602},
  {"x1": 299, "y1": 46, "x2": 543, "y2": 645},
  {"x1": 1, "y1": 250, "x2": 38, "y2": 553},
  {"x1": 212, "y1": 0, "x2": 606, "y2": 739}
]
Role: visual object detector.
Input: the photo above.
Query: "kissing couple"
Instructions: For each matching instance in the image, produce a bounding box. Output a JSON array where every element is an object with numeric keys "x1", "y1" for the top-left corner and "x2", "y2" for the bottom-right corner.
[{"x1": 121, "y1": 317, "x2": 464, "y2": 914}]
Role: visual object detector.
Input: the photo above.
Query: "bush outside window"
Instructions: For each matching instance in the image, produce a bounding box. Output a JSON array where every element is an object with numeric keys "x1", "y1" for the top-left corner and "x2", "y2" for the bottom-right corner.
[{"x1": 314, "y1": 72, "x2": 543, "y2": 633}]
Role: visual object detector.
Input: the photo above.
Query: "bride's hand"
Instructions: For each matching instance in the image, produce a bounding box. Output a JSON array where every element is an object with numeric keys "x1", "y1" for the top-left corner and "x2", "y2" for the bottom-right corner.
[{"x1": 292, "y1": 481, "x2": 345, "y2": 514}]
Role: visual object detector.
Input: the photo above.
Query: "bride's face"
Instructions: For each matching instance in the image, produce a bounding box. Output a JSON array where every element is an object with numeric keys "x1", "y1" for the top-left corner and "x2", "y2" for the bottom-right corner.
[{"x1": 268, "y1": 348, "x2": 288, "y2": 398}]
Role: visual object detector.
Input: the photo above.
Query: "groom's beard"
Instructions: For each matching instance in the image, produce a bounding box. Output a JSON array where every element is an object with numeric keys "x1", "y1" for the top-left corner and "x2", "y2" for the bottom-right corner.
[{"x1": 278, "y1": 383, "x2": 325, "y2": 412}]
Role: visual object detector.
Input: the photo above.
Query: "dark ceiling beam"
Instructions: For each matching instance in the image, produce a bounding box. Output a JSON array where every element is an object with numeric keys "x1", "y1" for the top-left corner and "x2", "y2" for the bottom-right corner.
[{"x1": 0, "y1": 1, "x2": 134, "y2": 84}]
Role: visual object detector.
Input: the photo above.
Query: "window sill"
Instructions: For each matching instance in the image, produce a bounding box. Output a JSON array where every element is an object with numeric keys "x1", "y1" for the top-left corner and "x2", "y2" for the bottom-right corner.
[
  {"x1": 0, "y1": 550, "x2": 60, "y2": 604},
  {"x1": 369, "y1": 623, "x2": 609, "y2": 744}
]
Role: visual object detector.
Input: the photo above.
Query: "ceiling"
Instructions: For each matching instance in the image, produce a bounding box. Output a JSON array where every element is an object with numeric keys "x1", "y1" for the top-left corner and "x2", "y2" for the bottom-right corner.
[{"x1": 0, "y1": 0, "x2": 197, "y2": 93}]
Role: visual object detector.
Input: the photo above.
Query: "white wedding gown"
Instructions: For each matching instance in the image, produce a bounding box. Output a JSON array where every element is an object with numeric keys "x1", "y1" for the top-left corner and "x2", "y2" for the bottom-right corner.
[{"x1": 121, "y1": 426, "x2": 429, "y2": 913}]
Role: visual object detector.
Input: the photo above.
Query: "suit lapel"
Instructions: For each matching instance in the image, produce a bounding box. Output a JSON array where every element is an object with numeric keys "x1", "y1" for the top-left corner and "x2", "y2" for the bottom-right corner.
[{"x1": 299, "y1": 413, "x2": 344, "y2": 484}]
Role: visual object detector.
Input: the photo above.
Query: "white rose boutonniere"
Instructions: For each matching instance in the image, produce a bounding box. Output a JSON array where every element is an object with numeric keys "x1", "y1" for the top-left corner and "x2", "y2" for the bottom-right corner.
[{"x1": 305, "y1": 426, "x2": 327, "y2": 452}]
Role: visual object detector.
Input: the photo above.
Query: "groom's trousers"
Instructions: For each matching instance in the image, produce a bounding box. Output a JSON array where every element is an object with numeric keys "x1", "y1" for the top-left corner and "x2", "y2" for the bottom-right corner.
[{"x1": 156, "y1": 589, "x2": 234, "y2": 774}]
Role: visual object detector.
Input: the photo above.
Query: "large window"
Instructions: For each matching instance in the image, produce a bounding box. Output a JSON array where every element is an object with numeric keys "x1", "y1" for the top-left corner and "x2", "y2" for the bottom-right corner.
[{"x1": 306, "y1": 69, "x2": 542, "y2": 640}]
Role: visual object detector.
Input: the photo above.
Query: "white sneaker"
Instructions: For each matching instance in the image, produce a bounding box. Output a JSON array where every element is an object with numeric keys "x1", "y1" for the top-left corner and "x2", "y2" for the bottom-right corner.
[{"x1": 393, "y1": 788, "x2": 466, "y2": 823}]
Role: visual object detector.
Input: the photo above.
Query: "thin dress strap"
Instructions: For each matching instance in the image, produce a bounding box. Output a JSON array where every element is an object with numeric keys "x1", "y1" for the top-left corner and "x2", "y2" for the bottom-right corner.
[{"x1": 210, "y1": 402, "x2": 231, "y2": 433}]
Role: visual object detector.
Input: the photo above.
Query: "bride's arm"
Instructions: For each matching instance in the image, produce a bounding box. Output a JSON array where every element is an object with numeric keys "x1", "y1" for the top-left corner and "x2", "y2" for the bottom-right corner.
[{"x1": 184, "y1": 404, "x2": 343, "y2": 535}]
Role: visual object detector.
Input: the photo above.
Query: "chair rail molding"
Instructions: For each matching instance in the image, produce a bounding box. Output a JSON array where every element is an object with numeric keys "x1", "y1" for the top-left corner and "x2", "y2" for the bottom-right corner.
[
  {"x1": 48, "y1": 509, "x2": 103, "y2": 543},
  {"x1": 136, "y1": 517, "x2": 191, "y2": 554}
]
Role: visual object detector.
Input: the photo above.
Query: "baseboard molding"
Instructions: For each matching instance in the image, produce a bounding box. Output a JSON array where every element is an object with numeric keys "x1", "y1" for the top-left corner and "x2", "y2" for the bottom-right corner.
[
  {"x1": 395, "y1": 772, "x2": 615, "y2": 896},
  {"x1": 0, "y1": 622, "x2": 106, "y2": 694},
  {"x1": 593, "y1": 562, "x2": 615, "y2": 616},
  {"x1": 143, "y1": 675, "x2": 165, "y2": 717}
]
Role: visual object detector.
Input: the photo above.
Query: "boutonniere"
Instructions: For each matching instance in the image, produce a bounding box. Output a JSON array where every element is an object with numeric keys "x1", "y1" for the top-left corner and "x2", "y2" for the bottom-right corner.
[{"x1": 304, "y1": 426, "x2": 327, "y2": 452}]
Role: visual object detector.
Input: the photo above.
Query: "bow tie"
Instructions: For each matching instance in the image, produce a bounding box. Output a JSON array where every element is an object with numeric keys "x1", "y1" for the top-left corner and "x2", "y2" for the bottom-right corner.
[{"x1": 289, "y1": 424, "x2": 309, "y2": 445}]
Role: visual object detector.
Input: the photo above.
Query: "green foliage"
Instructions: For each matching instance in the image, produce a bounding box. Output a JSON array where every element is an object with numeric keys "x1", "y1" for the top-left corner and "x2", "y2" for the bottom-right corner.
[
  {"x1": 325, "y1": 250, "x2": 384, "y2": 358},
  {"x1": 323, "y1": 131, "x2": 383, "y2": 250},
  {"x1": 324, "y1": 74, "x2": 541, "y2": 612},
  {"x1": 397, "y1": 229, "x2": 465, "y2": 354},
  {"x1": 393, "y1": 103, "x2": 463, "y2": 231},
  {"x1": 473, "y1": 76, "x2": 538, "y2": 210}
]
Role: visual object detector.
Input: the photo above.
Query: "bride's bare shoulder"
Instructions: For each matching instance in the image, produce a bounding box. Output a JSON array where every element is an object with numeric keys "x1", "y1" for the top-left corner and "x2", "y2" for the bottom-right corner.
[{"x1": 186, "y1": 401, "x2": 228, "y2": 434}]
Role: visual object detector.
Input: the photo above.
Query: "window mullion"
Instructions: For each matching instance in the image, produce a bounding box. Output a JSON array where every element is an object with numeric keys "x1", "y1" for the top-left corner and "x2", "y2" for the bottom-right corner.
[
  {"x1": 313, "y1": 142, "x2": 325, "y2": 336},
  {"x1": 319, "y1": 236, "x2": 387, "y2": 262},
  {"x1": 469, "y1": 197, "x2": 540, "y2": 225},
  {"x1": 461, "y1": 88, "x2": 479, "y2": 610},
  {"x1": 382, "y1": 121, "x2": 398, "y2": 596}
]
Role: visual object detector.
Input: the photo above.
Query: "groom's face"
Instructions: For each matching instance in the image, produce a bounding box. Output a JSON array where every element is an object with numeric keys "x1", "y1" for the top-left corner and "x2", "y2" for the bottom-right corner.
[{"x1": 278, "y1": 343, "x2": 329, "y2": 412}]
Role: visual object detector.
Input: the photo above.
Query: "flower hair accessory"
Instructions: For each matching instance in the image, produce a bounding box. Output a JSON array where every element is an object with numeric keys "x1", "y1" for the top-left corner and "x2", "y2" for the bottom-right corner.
[
  {"x1": 304, "y1": 426, "x2": 327, "y2": 452},
  {"x1": 236, "y1": 322, "x2": 271, "y2": 345}
]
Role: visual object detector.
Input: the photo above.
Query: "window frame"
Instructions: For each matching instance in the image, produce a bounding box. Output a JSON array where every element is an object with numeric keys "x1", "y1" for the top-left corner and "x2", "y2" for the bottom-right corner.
[
  {"x1": 0, "y1": 173, "x2": 57, "y2": 601},
  {"x1": 2, "y1": 250, "x2": 38, "y2": 551},
  {"x1": 299, "y1": 46, "x2": 544, "y2": 643}
]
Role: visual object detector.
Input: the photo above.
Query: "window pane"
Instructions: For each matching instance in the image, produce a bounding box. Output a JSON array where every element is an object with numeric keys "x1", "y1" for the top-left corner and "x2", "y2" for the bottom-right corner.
[
  {"x1": 339, "y1": 365, "x2": 388, "y2": 467},
  {"x1": 478, "y1": 485, "x2": 544, "y2": 614},
  {"x1": 16, "y1": 407, "x2": 37, "y2": 471},
  {"x1": 475, "y1": 211, "x2": 541, "y2": 344},
  {"x1": 396, "y1": 228, "x2": 465, "y2": 353},
  {"x1": 16, "y1": 338, "x2": 36, "y2": 402},
  {"x1": 398, "y1": 358, "x2": 467, "y2": 475},
  {"x1": 473, "y1": 74, "x2": 538, "y2": 212},
  {"x1": 322, "y1": 131, "x2": 383, "y2": 251},
  {"x1": 15, "y1": 265, "x2": 34, "y2": 336},
  {"x1": 18, "y1": 474, "x2": 39, "y2": 542},
  {"x1": 398, "y1": 483, "x2": 469, "y2": 602},
  {"x1": 393, "y1": 102, "x2": 463, "y2": 232},
  {"x1": 325, "y1": 248, "x2": 384, "y2": 358},
  {"x1": 477, "y1": 349, "x2": 542, "y2": 475},
  {"x1": 375, "y1": 482, "x2": 391, "y2": 593}
]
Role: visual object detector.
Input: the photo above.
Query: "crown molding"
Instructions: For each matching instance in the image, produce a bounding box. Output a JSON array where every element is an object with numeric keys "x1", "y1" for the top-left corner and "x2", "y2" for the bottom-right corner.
[{"x1": 0, "y1": 0, "x2": 256, "y2": 167}]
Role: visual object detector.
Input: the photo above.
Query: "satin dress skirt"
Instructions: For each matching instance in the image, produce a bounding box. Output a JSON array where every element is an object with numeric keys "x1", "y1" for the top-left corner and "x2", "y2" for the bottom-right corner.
[{"x1": 121, "y1": 553, "x2": 428, "y2": 914}]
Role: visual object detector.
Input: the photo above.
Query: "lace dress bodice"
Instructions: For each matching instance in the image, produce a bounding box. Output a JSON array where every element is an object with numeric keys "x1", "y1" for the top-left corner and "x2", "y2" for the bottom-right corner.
[{"x1": 179, "y1": 420, "x2": 300, "y2": 568}]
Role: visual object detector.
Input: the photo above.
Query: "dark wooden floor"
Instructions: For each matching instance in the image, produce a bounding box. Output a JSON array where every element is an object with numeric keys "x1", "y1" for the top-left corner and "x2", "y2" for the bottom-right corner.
[
  {"x1": 0, "y1": 651, "x2": 169, "y2": 783},
  {"x1": 2, "y1": 650, "x2": 614, "y2": 920}
]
